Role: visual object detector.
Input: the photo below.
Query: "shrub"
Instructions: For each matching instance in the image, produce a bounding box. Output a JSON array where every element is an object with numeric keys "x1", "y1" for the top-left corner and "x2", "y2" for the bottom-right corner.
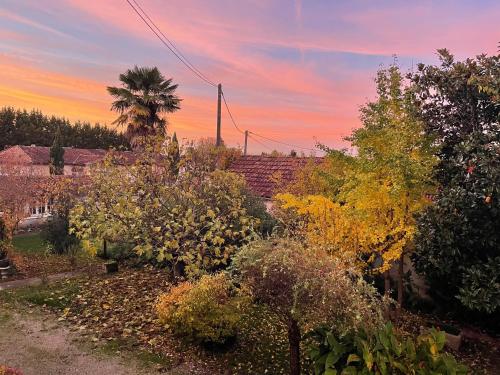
[
  {"x1": 231, "y1": 239, "x2": 385, "y2": 375},
  {"x1": 41, "y1": 215, "x2": 79, "y2": 254},
  {"x1": 307, "y1": 323, "x2": 467, "y2": 375},
  {"x1": 70, "y1": 140, "x2": 259, "y2": 278},
  {"x1": 156, "y1": 273, "x2": 250, "y2": 344},
  {"x1": 242, "y1": 188, "x2": 276, "y2": 237}
]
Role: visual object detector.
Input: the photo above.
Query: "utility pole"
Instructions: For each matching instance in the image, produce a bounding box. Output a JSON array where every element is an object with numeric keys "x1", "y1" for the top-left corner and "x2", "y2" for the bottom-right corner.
[
  {"x1": 244, "y1": 130, "x2": 248, "y2": 155},
  {"x1": 216, "y1": 83, "x2": 222, "y2": 147}
]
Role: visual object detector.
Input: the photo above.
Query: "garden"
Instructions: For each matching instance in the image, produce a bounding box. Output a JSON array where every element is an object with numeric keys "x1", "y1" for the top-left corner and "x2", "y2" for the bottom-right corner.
[{"x1": 1, "y1": 51, "x2": 499, "y2": 374}]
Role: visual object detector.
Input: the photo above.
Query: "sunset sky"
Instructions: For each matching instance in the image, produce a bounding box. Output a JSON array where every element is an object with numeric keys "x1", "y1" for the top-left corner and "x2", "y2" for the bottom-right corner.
[{"x1": 0, "y1": 1, "x2": 498, "y2": 154}]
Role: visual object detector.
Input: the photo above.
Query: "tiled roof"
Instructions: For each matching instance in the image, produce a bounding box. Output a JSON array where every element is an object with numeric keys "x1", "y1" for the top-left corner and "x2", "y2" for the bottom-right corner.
[
  {"x1": 229, "y1": 155, "x2": 323, "y2": 198},
  {"x1": 0, "y1": 145, "x2": 134, "y2": 166}
]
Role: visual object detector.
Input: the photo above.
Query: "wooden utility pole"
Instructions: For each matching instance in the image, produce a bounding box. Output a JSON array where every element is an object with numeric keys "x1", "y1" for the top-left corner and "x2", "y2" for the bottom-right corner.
[
  {"x1": 216, "y1": 83, "x2": 222, "y2": 146},
  {"x1": 244, "y1": 130, "x2": 248, "y2": 155}
]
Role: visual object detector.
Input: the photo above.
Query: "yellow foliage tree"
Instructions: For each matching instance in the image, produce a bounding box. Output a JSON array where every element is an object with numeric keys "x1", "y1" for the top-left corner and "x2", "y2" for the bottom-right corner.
[{"x1": 276, "y1": 65, "x2": 437, "y2": 307}]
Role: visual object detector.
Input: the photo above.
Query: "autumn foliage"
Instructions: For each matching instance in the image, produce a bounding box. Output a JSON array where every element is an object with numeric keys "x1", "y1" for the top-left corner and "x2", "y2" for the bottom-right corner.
[
  {"x1": 275, "y1": 66, "x2": 436, "y2": 277},
  {"x1": 156, "y1": 273, "x2": 250, "y2": 344},
  {"x1": 69, "y1": 138, "x2": 258, "y2": 277}
]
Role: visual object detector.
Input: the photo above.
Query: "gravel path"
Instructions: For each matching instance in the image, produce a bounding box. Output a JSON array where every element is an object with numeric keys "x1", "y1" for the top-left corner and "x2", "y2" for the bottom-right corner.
[{"x1": 0, "y1": 308, "x2": 174, "y2": 375}]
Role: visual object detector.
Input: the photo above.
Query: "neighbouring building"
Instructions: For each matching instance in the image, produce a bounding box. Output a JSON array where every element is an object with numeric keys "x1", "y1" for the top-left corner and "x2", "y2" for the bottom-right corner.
[
  {"x1": 0, "y1": 145, "x2": 134, "y2": 229},
  {"x1": 0, "y1": 145, "x2": 135, "y2": 177},
  {"x1": 1, "y1": 147, "x2": 322, "y2": 228},
  {"x1": 229, "y1": 155, "x2": 323, "y2": 209}
]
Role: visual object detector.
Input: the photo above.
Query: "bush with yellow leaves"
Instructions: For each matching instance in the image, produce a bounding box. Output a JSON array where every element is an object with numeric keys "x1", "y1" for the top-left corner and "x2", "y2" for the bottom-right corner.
[{"x1": 156, "y1": 273, "x2": 251, "y2": 344}]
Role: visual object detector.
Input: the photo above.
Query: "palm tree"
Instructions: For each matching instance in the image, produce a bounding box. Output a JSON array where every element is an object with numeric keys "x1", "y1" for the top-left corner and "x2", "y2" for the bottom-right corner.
[{"x1": 107, "y1": 66, "x2": 181, "y2": 146}]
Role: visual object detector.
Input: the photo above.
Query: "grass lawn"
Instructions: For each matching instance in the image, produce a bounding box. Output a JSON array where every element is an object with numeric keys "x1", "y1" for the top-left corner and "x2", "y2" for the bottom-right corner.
[
  {"x1": 6, "y1": 232, "x2": 100, "y2": 280},
  {"x1": 12, "y1": 232, "x2": 46, "y2": 254}
]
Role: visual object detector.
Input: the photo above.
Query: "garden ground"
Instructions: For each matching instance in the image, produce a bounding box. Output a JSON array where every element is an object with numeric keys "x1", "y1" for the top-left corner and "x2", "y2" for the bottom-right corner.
[
  {"x1": 6, "y1": 232, "x2": 99, "y2": 281},
  {"x1": 1, "y1": 236, "x2": 500, "y2": 374},
  {"x1": 0, "y1": 305, "x2": 196, "y2": 375}
]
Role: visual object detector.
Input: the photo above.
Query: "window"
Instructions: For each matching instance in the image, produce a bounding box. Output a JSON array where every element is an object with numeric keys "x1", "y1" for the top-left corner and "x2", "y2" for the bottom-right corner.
[{"x1": 47, "y1": 198, "x2": 54, "y2": 213}]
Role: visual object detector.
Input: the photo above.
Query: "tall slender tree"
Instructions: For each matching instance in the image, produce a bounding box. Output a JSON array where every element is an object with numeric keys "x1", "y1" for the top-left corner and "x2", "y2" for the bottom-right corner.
[
  {"x1": 49, "y1": 127, "x2": 65, "y2": 175},
  {"x1": 167, "y1": 132, "x2": 181, "y2": 176},
  {"x1": 107, "y1": 66, "x2": 181, "y2": 146}
]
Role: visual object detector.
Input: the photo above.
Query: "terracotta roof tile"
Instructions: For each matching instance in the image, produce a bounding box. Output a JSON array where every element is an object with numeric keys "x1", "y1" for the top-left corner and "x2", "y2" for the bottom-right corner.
[
  {"x1": 229, "y1": 155, "x2": 323, "y2": 198},
  {"x1": 0, "y1": 145, "x2": 135, "y2": 166}
]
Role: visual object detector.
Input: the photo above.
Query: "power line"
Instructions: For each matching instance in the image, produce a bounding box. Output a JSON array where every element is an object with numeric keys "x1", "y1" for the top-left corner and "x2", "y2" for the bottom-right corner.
[
  {"x1": 248, "y1": 134, "x2": 274, "y2": 152},
  {"x1": 125, "y1": 0, "x2": 317, "y2": 154},
  {"x1": 220, "y1": 89, "x2": 244, "y2": 134},
  {"x1": 130, "y1": 0, "x2": 217, "y2": 87},
  {"x1": 222, "y1": 88, "x2": 316, "y2": 152},
  {"x1": 125, "y1": 0, "x2": 217, "y2": 87},
  {"x1": 249, "y1": 131, "x2": 316, "y2": 152}
]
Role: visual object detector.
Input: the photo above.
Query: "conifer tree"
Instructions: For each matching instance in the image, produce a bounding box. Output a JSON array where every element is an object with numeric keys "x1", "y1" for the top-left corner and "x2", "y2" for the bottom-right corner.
[
  {"x1": 167, "y1": 132, "x2": 181, "y2": 176},
  {"x1": 50, "y1": 127, "x2": 65, "y2": 175}
]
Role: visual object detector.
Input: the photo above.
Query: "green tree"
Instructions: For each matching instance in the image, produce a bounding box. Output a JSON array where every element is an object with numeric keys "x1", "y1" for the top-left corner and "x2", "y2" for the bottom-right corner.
[
  {"x1": 70, "y1": 139, "x2": 257, "y2": 278},
  {"x1": 49, "y1": 128, "x2": 65, "y2": 175},
  {"x1": 408, "y1": 49, "x2": 499, "y2": 188},
  {"x1": 413, "y1": 129, "x2": 500, "y2": 314},
  {"x1": 0, "y1": 107, "x2": 130, "y2": 151},
  {"x1": 107, "y1": 67, "x2": 181, "y2": 146},
  {"x1": 410, "y1": 50, "x2": 500, "y2": 314}
]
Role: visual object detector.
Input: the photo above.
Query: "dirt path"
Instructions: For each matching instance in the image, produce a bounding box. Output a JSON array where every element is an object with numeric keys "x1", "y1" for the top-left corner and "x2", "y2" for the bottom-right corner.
[
  {"x1": 0, "y1": 308, "x2": 190, "y2": 375},
  {"x1": 0, "y1": 271, "x2": 82, "y2": 291}
]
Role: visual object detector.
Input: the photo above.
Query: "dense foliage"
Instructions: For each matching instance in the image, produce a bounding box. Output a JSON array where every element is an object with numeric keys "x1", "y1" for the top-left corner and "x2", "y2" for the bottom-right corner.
[
  {"x1": 0, "y1": 107, "x2": 130, "y2": 151},
  {"x1": 185, "y1": 137, "x2": 241, "y2": 172},
  {"x1": 411, "y1": 50, "x2": 500, "y2": 314},
  {"x1": 41, "y1": 216, "x2": 78, "y2": 255},
  {"x1": 408, "y1": 49, "x2": 498, "y2": 157},
  {"x1": 41, "y1": 177, "x2": 80, "y2": 254},
  {"x1": 156, "y1": 273, "x2": 250, "y2": 344},
  {"x1": 70, "y1": 139, "x2": 258, "y2": 277},
  {"x1": 307, "y1": 323, "x2": 467, "y2": 374},
  {"x1": 242, "y1": 187, "x2": 276, "y2": 237},
  {"x1": 107, "y1": 66, "x2": 181, "y2": 146},
  {"x1": 413, "y1": 129, "x2": 500, "y2": 313},
  {"x1": 231, "y1": 239, "x2": 385, "y2": 375}
]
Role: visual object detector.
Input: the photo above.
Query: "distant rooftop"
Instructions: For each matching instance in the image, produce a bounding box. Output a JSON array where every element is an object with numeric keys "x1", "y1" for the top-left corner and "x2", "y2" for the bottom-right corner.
[
  {"x1": 229, "y1": 155, "x2": 323, "y2": 198},
  {"x1": 0, "y1": 145, "x2": 135, "y2": 166}
]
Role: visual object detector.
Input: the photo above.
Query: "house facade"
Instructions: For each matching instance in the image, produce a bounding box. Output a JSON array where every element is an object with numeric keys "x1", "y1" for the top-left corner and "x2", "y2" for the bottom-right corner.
[
  {"x1": 0, "y1": 145, "x2": 134, "y2": 229},
  {"x1": 0, "y1": 145, "x2": 135, "y2": 176}
]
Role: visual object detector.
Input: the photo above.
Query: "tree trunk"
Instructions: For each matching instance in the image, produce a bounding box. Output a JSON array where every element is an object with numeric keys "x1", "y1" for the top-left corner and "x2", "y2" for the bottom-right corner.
[
  {"x1": 396, "y1": 253, "x2": 404, "y2": 317},
  {"x1": 383, "y1": 271, "x2": 391, "y2": 320},
  {"x1": 384, "y1": 270, "x2": 391, "y2": 296},
  {"x1": 287, "y1": 318, "x2": 301, "y2": 375},
  {"x1": 102, "y1": 239, "x2": 108, "y2": 259}
]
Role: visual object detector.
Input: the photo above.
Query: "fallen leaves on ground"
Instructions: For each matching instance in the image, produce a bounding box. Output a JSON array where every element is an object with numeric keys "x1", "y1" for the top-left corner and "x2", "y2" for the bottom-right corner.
[
  {"x1": 7, "y1": 250, "x2": 99, "y2": 281},
  {"x1": 60, "y1": 267, "x2": 219, "y2": 373}
]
